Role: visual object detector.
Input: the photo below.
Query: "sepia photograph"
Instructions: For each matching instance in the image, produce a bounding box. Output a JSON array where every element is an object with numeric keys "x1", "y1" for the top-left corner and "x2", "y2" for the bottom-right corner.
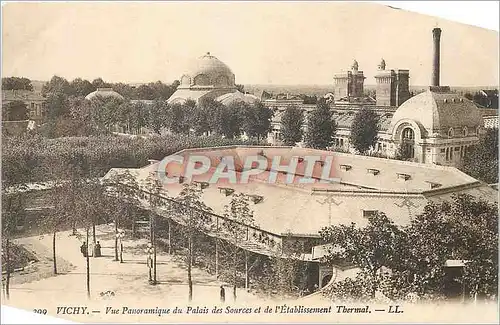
[{"x1": 1, "y1": 1, "x2": 499, "y2": 324}]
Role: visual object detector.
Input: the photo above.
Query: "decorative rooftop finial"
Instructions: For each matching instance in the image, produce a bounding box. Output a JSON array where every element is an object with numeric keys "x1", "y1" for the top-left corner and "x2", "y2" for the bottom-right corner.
[
  {"x1": 378, "y1": 58, "x2": 386, "y2": 71},
  {"x1": 206, "y1": 51, "x2": 211, "y2": 56},
  {"x1": 351, "y1": 59, "x2": 359, "y2": 71}
]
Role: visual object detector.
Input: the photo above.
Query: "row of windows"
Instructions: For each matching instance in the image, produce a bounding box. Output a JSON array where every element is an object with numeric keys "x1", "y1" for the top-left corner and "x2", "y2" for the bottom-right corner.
[
  {"x1": 443, "y1": 145, "x2": 470, "y2": 161},
  {"x1": 447, "y1": 126, "x2": 480, "y2": 138}
]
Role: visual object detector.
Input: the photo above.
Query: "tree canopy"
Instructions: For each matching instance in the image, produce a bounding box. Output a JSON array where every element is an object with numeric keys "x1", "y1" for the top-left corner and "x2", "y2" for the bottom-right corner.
[
  {"x1": 461, "y1": 128, "x2": 498, "y2": 184},
  {"x1": 319, "y1": 194, "x2": 498, "y2": 302},
  {"x1": 349, "y1": 107, "x2": 379, "y2": 154},
  {"x1": 2, "y1": 100, "x2": 28, "y2": 121},
  {"x1": 2, "y1": 77, "x2": 33, "y2": 91},
  {"x1": 280, "y1": 105, "x2": 304, "y2": 146},
  {"x1": 304, "y1": 98, "x2": 337, "y2": 149}
]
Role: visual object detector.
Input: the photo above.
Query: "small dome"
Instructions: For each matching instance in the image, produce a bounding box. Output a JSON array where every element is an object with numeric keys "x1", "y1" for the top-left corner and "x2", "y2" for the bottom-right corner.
[
  {"x1": 388, "y1": 87, "x2": 483, "y2": 137},
  {"x1": 85, "y1": 88, "x2": 124, "y2": 101},
  {"x1": 179, "y1": 52, "x2": 236, "y2": 89}
]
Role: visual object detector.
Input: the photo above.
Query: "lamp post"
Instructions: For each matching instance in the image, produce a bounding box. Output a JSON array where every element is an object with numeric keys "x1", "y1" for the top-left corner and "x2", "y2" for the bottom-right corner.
[
  {"x1": 116, "y1": 230, "x2": 125, "y2": 263},
  {"x1": 145, "y1": 243, "x2": 154, "y2": 284}
]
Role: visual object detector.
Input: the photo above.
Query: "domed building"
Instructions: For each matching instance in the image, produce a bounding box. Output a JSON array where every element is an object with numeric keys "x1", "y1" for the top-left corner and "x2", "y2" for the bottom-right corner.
[
  {"x1": 85, "y1": 88, "x2": 124, "y2": 101},
  {"x1": 167, "y1": 52, "x2": 258, "y2": 105},
  {"x1": 385, "y1": 86, "x2": 483, "y2": 165}
]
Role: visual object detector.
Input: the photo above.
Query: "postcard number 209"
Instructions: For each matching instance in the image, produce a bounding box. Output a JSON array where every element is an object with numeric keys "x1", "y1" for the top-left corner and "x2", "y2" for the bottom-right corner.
[{"x1": 33, "y1": 308, "x2": 48, "y2": 315}]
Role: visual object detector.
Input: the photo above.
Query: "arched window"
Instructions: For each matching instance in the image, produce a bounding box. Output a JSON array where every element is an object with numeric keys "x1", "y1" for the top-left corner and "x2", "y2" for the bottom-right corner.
[
  {"x1": 193, "y1": 74, "x2": 210, "y2": 86},
  {"x1": 402, "y1": 127, "x2": 414, "y2": 140},
  {"x1": 463, "y1": 127, "x2": 468, "y2": 137},
  {"x1": 447, "y1": 127, "x2": 454, "y2": 138},
  {"x1": 476, "y1": 126, "x2": 481, "y2": 135}
]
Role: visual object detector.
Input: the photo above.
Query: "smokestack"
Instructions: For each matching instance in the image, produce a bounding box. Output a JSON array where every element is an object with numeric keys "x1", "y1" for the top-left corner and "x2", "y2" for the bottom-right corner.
[{"x1": 432, "y1": 28, "x2": 442, "y2": 87}]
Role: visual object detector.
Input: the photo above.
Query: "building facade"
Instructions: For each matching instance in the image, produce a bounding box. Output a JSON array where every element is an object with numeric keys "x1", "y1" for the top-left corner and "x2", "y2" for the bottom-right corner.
[
  {"x1": 2, "y1": 90, "x2": 46, "y2": 124},
  {"x1": 266, "y1": 28, "x2": 491, "y2": 168}
]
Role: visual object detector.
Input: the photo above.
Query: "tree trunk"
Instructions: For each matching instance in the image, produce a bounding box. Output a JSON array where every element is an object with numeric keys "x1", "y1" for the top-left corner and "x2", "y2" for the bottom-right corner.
[
  {"x1": 215, "y1": 238, "x2": 219, "y2": 279},
  {"x1": 153, "y1": 222, "x2": 157, "y2": 284},
  {"x1": 167, "y1": 219, "x2": 172, "y2": 254},
  {"x1": 92, "y1": 221, "x2": 96, "y2": 244},
  {"x1": 86, "y1": 228, "x2": 90, "y2": 299},
  {"x1": 215, "y1": 218, "x2": 219, "y2": 278},
  {"x1": 245, "y1": 251, "x2": 248, "y2": 290},
  {"x1": 371, "y1": 270, "x2": 377, "y2": 299},
  {"x1": 233, "y1": 251, "x2": 237, "y2": 301},
  {"x1": 132, "y1": 215, "x2": 136, "y2": 237},
  {"x1": 5, "y1": 238, "x2": 10, "y2": 300},
  {"x1": 188, "y1": 234, "x2": 193, "y2": 302},
  {"x1": 72, "y1": 221, "x2": 77, "y2": 235},
  {"x1": 114, "y1": 220, "x2": 119, "y2": 261},
  {"x1": 52, "y1": 231, "x2": 58, "y2": 274}
]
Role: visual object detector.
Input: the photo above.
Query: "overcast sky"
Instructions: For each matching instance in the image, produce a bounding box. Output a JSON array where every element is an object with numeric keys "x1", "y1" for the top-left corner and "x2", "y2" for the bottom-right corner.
[{"x1": 2, "y1": 2, "x2": 498, "y2": 86}]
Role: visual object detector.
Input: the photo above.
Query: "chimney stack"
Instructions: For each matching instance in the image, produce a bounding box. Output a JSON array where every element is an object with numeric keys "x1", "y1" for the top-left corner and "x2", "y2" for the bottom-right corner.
[{"x1": 432, "y1": 28, "x2": 442, "y2": 87}]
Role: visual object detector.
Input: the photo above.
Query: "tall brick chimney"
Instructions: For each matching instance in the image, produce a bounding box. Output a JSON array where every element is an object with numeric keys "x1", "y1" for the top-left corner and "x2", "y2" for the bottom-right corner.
[{"x1": 432, "y1": 28, "x2": 442, "y2": 87}]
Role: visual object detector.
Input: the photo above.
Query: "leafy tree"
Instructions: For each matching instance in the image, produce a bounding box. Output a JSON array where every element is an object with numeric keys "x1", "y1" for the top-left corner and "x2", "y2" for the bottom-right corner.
[
  {"x1": 175, "y1": 183, "x2": 213, "y2": 301},
  {"x1": 206, "y1": 100, "x2": 231, "y2": 137},
  {"x1": 304, "y1": 98, "x2": 336, "y2": 149},
  {"x1": 404, "y1": 194, "x2": 498, "y2": 300},
  {"x1": 45, "y1": 92, "x2": 70, "y2": 120},
  {"x1": 394, "y1": 142, "x2": 414, "y2": 161},
  {"x1": 69, "y1": 78, "x2": 95, "y2": 97},
  {"x1": 280, "y1": 105, "x2": 304, "y2": 146},
  {"x1": 319, "y1": 212, "x2": 406, "y2": 299},
  {"x1": 168, "y1": 101, "x2": 194, "y2": 135},
  {"x1": 223, "y1": 102, "x2": 244, "y2": 139},
  {"x1": 2, "y1": 77, "x2": 33, "y2": 91},
  {"x1": 461, "y1": 128, "x2": 498, "y2": 183},
  {"x1": 146, "y1": 99, "x2": 170, "y2": 134},
  {"x1": 2, "y1": 100, "x2": 28, "y2": 121},
  {"x1": 91, "y1": 78, "x2": 110, "y2": 89},
  {"x1": 350, "y1": 107, "x2": 379, "y2": 154},
  {"x1": 242, "y1": 101, "x2": 273, "y2": 141},
  {"x1": 42, "y1": 75, "x2": 71, "y2": 95},
  {"x1": 194, "y1": 97, "x2": 218, "y2": 136}
]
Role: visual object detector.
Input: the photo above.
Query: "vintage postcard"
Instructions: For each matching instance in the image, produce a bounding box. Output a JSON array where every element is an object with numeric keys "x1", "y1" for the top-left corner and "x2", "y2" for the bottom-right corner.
[{"x1": 1, "y1": 1, "x2": 498, "y2": 324}]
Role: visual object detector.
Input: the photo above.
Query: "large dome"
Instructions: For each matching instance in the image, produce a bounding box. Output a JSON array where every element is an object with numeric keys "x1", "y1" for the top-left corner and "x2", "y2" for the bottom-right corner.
[
  {"x1": 178, "y1": 52, "x2": 236, "y2": 89},
  {"x1": 388, "y1": 87, "x2": 483, "y2": 138}
]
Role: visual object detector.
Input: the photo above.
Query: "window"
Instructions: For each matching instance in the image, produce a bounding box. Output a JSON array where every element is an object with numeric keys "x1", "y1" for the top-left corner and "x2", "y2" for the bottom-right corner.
[
  {"x1": 340, "y1": 139, "x2": 344, "y2": 147},
  {"x1": 402, "y1": 127, "x2": 414, "y2": 140},
  {"x1": 447, "y1": 128, "x2": 454, "y2": 138},
  {"x1": 463, "y1": 127, "x2": 468, "y2": 137}
]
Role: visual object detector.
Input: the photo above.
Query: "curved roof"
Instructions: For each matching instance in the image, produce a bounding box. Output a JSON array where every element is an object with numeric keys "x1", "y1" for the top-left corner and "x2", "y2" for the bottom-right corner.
[
  {"x1": 178, "y1": 52, "x2": 236, "y2": 89},
  {"x1": 216, "y1": 91, "x2": 259, "y2": 106},
  {"x1": 388, "y1": 87, "x2": 483, "y2": 137},
  {"x1": 85, "y1": 88, "x2": 124, "y2": 101}
]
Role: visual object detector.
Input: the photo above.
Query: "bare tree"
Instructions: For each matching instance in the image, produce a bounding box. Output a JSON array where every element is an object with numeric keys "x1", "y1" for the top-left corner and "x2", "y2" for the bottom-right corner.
[
  {"x1": 1, "y1": 184, "x2": 28, "y2": 300},
  {"x1": 174, "y1": 183, "x2": 213, "y2": 302},
  {"x1": 219, "y1": 193, "x2": 255, "y2": 301}
]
